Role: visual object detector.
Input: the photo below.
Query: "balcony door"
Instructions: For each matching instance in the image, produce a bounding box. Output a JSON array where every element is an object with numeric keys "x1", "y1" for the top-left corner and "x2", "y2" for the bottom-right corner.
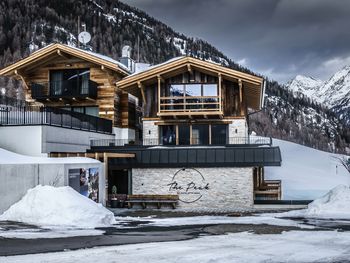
[{"x1": 50, "y1": 69, "x2": 90, "y2": 96}]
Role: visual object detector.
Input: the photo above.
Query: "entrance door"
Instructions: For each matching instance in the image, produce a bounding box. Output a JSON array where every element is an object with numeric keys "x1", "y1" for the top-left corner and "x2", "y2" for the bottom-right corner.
[{"x1": 108, "y1": 169, "x2": 130, "y2": 195}]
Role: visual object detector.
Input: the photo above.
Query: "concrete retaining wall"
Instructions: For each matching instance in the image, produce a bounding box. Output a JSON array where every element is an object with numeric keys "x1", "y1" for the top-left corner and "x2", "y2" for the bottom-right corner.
[{"x1": 0, "y1": 162, "x2": 104, "y2": 214}]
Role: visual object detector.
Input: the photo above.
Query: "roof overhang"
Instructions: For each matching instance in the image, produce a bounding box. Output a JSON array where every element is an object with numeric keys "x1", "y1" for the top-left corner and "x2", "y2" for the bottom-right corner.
[
  {"x1": 116, "y1": 56, "x2": 264, "y2": 110},
  {"x1": 0, "y1": 43, "x2": 130, "y2": 78}
]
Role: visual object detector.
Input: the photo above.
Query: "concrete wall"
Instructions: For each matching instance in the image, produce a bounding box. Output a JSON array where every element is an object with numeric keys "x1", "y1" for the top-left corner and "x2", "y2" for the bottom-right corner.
[
  {"x1": 112, "y1": 127, "x2": 136, "y2": 141},
  {"x1": 0, "y1": 125, "x2": 115, "y2": 156},
  {"x1": 0, "y1": 162, "x2": 104, "y2": 214},
  {"x1": 0, "y1": 126, "x2": 43, "y2": 156},
  {"x1": 132, "y1": 167, "x2": 254, "y2": 211}
]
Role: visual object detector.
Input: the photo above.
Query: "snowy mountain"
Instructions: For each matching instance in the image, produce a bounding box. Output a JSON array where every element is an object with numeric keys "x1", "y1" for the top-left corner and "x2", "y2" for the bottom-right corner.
[
  {"x1": 286, "y1": 66, "x2": 350, "y2": 125},
  {"x1": 286, "y1": 75, "x2": 323, "y2": 98}
]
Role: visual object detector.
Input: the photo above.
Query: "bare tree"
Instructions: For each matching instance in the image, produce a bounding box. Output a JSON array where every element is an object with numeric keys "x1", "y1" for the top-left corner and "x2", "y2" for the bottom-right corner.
[{"x1": 333, "y1": 156, "x2": 350, "y2": 174}]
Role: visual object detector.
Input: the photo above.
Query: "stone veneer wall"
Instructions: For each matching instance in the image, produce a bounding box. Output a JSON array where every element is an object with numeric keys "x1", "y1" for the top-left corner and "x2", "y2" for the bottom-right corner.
[
  {"x1": 227, "y1": 118, "x2": 248, "y2": 143},
  {"x1": 143, "y1": 120, "x2": 159, "y2": 145},
  {"x1": 132, "y1": 167, "x2": 253, "y2": 211}
]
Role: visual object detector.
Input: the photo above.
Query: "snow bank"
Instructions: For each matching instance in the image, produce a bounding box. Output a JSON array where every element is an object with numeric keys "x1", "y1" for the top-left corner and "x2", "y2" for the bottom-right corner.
[
  {"x1": 265, "y1": 139, "x2": 350, "y2": 199},
  {"x1": 0, "y1": 185, "x2": 116, "y2": 228},
  {"x1": 280, "y1": 185, "x2": 350, "y2": 219},
  {"x1": 0, "y1": 148, "x2": 99, "y2": 164}
]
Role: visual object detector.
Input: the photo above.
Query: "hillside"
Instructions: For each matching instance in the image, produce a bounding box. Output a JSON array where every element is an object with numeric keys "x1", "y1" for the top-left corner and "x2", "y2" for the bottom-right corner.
[
  {"x1": 0, "y1": 0, "x2": 349, "y2": 153},
  {"x1": 266, "y1": 139, "x2": 350, "y2": 200}
]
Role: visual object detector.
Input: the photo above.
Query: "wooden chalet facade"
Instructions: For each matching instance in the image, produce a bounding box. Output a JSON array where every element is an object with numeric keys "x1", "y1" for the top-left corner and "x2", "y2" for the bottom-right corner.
[
  {"x1": 0, "y1": 44, "x2": 138, "y2": 133},
  {"x1": 117, "y1": 56, "x2": 265, "y2": 146}
]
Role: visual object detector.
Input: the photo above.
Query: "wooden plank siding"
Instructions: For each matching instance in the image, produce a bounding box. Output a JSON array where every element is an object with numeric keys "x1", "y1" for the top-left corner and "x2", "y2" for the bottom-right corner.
[{"x1": 14, "y1": 59, "x2": 130, "y2": 128}]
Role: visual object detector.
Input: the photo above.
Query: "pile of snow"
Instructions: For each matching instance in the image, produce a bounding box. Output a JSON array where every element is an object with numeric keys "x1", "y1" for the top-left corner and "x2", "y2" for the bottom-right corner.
[
  {"x1": 0, "y1": 148, "x2": 99, "y2": 164},
  {"x1": 280, "y1": 185, "x2": 350, "y2": 219},
  {"x1": 0, "y1": 185, "x2": 116, "y2": 228},
  {"x1": 265, "y1": 139, "x2": 350, "y2": 199}
]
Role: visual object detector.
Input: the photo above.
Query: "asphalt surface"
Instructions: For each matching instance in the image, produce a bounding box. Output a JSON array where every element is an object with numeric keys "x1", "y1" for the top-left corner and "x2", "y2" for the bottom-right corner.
[{"x1": 1, "y1": 211, "x2": 350, "y2": 257}]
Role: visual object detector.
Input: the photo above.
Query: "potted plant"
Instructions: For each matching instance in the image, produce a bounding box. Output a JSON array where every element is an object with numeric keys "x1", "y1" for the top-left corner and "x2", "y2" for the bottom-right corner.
[{"x1": 110, "y1": 185, "x2": 118, "y2": 208}]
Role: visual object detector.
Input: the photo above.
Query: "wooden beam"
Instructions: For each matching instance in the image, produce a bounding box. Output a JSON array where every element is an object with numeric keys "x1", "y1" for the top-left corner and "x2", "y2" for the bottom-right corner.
[
  {"x1": 157, "y1": 75, "x2": 161, "y2": 114},
  {"x1": 138, "y1": 81, "x2": 146, "y2": 104},
  {"x1": 14, "y1": 70, "x2": 29, "y2": 90},
  {"x1": 187, "y1": 64, "x2": 192, "y2": 74},
  {"x1": 56, "y1": 49, "x2": 70, "y2": 60},
  {"x1": 218, "y1": 73, "x2": 222, "y2": 113}
]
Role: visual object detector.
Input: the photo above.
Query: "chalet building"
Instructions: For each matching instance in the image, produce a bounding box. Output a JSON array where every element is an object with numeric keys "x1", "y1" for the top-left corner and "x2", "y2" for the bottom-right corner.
[
  {"x1": 0, "y1": 44, "x2": 140, "y2": 156},
  {"x1": 0, "y1": 44, "x2": 282, "y2": 210}
]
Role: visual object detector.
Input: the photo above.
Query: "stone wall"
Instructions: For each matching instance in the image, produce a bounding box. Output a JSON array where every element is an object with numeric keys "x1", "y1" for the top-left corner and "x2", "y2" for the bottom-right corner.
[
  {"x1": 227, "y1": 118, "x2": 248, "y2": 143},
  {"x1": 142, "y1": 120, "x2": 159, "y2": 145},
  {"x1": 132, "y1": 167, "x2": 253, "y2": 211}
]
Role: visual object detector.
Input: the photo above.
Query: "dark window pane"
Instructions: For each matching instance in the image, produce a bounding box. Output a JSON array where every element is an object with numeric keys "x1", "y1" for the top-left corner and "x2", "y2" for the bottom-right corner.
[
  {"x1": 178, "y1": 125, "x2": 190, "y2": 145},
  {"x1": 192, "y1": 124, "x2": 209, "y2": 145},
  {"x1": 160, "y1": 125, "x2": 176, "y2": 145},
  {"x1": 211, "y1": 124, "x2": 227, "y2": 145}
]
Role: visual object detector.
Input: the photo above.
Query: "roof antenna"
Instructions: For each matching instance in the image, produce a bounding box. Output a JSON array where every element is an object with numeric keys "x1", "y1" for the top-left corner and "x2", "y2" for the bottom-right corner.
[{"x1": 78, "y1": 24, "x2": 91, "y2": 51}]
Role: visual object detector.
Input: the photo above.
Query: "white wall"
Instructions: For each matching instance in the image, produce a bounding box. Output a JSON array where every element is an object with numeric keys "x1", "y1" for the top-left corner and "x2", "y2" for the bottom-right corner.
[
  {"x1": 0, "y1": 126, "x2": 43, "y2": 156},
  {"x1": 0, "y1": 125, "x2": 115, "y2": 156},
  {"x1": 132, "y1": 167, "x2": 254, "y2": 211},
  {"x1": 112, "y1": 127, "x2": 136, "y2": 141}
]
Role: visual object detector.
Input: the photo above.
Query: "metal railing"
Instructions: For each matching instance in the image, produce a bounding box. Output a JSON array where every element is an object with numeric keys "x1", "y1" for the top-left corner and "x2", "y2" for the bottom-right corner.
[
  {"x1": 90, "y1": 136, "x2": 272, "y2": 147},
  {"x1": 0, "y1": 105, "x2": 112, "y2": 134},
  {"x1": 31, "y1": 80, "x2": 98, "y2": 100}
]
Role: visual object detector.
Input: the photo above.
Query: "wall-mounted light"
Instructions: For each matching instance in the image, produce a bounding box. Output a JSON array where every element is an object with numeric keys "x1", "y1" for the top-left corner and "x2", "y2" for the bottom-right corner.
[{"x1": 65, "y1": 64, "x2": 72, "y2": 67}]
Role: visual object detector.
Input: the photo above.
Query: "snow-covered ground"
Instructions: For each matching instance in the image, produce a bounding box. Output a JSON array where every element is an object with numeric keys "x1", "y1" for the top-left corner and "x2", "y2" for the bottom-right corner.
[
  {"x1": 0, "y1": 148, "x2": 99, "y2": 164},
  {"x1": 0, "y1": 185, "x2": 116, "y2": 228},
  {"x1": 265, "y1": 139, "x2": 350, "y2": 199},
  {"x1": 2, "y1": 230, "x2": 350, "y2": 263},
  {"x1": 278, "y1": 185, "x2": 350, "y2": 219},
  {"x1": 115, "y1": 215, "x2": 312, "y2": 229}
]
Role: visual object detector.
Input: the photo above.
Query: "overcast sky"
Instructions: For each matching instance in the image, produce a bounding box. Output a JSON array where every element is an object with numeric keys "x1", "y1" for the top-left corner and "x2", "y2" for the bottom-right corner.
[{"x1": 123, "y1": 0, "x2": 350, "y2": 83}]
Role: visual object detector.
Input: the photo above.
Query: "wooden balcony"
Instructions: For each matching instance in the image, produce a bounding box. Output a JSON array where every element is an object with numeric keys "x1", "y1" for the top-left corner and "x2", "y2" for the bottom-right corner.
[
  {"x1": 158, "y1": 95, "x2": 223, "y2": 117},
  {"x1": 31, "y1": 80, "x2": 98, "y2": 101}
]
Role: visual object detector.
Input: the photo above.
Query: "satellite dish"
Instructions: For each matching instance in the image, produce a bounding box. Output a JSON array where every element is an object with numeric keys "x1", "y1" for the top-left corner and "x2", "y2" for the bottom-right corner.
[{"x1": 78, "y1": 31, "x2": 91, "y2": 45}]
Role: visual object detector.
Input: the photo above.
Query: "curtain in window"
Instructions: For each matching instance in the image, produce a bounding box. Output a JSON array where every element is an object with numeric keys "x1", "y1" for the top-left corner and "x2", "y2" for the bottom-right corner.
[{"x1": 50, "y1": 72, "x2": 63, "y2": 96}]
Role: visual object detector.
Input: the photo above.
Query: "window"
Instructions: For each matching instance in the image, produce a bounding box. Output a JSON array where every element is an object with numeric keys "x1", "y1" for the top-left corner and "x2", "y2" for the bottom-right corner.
[
  {"x1": 178, "y1": 125, "x2": 190, "y2": 145},
  {"x1": 192, "y1": 124, "x2": 209, "y2": 145},
  {"x1": 211, "y1": 124, "x2": 227, "y2": 145},
  {"x1": 50, "y1": 69, "x2": 90, "y2": 96},
  {"x1": 160, "y1": 125, "x2": 176, "y2": 145}
]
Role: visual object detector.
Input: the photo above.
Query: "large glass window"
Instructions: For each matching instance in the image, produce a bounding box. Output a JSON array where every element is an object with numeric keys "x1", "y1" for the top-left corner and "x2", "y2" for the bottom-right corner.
[
  {"x1": 185, "y1": 84, "x2": 201, "y2": 97},
  {"x1": 178, "y1": 125, "x2": 190, "y2": 145},
  {"x1": 50, "y1": 69, "x2": 90, "y2": 96},
  {"x1": 192, "y1": 124, "x2": 209, "y2": 145},
  {"x1": 211, "y1": 124, "x2": 227, "y2": 145},
  {"x1": 160, "y1": 125, "x2": 176, "y2": 145}
]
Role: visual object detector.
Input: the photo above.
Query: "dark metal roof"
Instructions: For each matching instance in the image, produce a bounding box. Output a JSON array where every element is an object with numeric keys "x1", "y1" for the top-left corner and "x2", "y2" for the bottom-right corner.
[{"x1": 99, "y1": 146, "x2": 282, "y2": 169}]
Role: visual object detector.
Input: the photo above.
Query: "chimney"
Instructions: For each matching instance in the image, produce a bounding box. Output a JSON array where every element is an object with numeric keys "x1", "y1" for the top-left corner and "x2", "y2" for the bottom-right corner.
[{"x1": 120, "y1": 45, "x2": 135, "y2": 73}]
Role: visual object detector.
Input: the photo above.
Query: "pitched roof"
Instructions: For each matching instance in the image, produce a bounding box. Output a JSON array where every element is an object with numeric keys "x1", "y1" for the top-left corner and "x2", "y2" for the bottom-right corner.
[
  {"x1": 0, "y1": 43, "x2": 130, "y2": 77},
  {"x1": 117, "y1": 56, "x2": 265, "y2": 110}
]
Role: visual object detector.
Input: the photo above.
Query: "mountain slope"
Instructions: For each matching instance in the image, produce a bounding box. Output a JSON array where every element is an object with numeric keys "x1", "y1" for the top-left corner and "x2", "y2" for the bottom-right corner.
[
  {"x1": 0, "y1": 0, "x2": 349, "y2": 153},
  {"x1": 287, "y1": 66, "x2": 350, "y2": 125}
]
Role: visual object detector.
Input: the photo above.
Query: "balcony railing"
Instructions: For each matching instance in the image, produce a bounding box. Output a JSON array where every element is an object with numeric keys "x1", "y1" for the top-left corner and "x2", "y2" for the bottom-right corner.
[
  {"x1": 31, "y1": 80, "x2": 98, "y2": 100},
  {"x1": 159, "y1": 96, "x2": 221, "y2": 115},
  {"x1": 90, "y1": 136, "x2": 272, "y2": 147},
  {"x1": 0, "y1": 105, "x2": 112, "y2": 134}
]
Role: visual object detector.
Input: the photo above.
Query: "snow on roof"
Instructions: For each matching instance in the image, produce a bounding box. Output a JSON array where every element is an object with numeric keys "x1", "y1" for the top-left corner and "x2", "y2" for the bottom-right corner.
[
  {"x1": 67, "y1": 44, "x2": 130, "y2": 72},
  {"x1": 30, "y1": 43, "x2": 130, "y2": 73},
  {"x1": 0, "y1": 148, "x2": 100, "y2": 164},
  {"x1": 128, "y1": 56, "x2": 185, "y2": 77}
]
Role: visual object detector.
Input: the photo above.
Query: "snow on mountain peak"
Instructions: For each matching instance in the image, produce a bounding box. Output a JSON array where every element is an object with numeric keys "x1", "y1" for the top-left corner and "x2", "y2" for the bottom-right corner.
[{"x1": 286, "y1": 75, "x2": 323, "y2": 99}]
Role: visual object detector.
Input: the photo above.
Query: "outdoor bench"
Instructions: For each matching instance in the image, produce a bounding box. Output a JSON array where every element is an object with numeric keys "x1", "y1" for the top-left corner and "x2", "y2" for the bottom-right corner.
[{"x1": 126, "y1": 194, "x2": 179, "y2": 209}]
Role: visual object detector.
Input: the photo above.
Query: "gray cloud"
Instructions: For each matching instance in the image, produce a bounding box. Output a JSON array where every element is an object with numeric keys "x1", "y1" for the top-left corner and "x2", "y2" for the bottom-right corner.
[{"x1": 122, "y1": 0, "x2": 350, "y2": 82}]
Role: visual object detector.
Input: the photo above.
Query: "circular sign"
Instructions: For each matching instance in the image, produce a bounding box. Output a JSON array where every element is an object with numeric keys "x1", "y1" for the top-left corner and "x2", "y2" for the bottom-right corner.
[{"x1": 167, "y1": 168, "x2": 209, "y2": 203}]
